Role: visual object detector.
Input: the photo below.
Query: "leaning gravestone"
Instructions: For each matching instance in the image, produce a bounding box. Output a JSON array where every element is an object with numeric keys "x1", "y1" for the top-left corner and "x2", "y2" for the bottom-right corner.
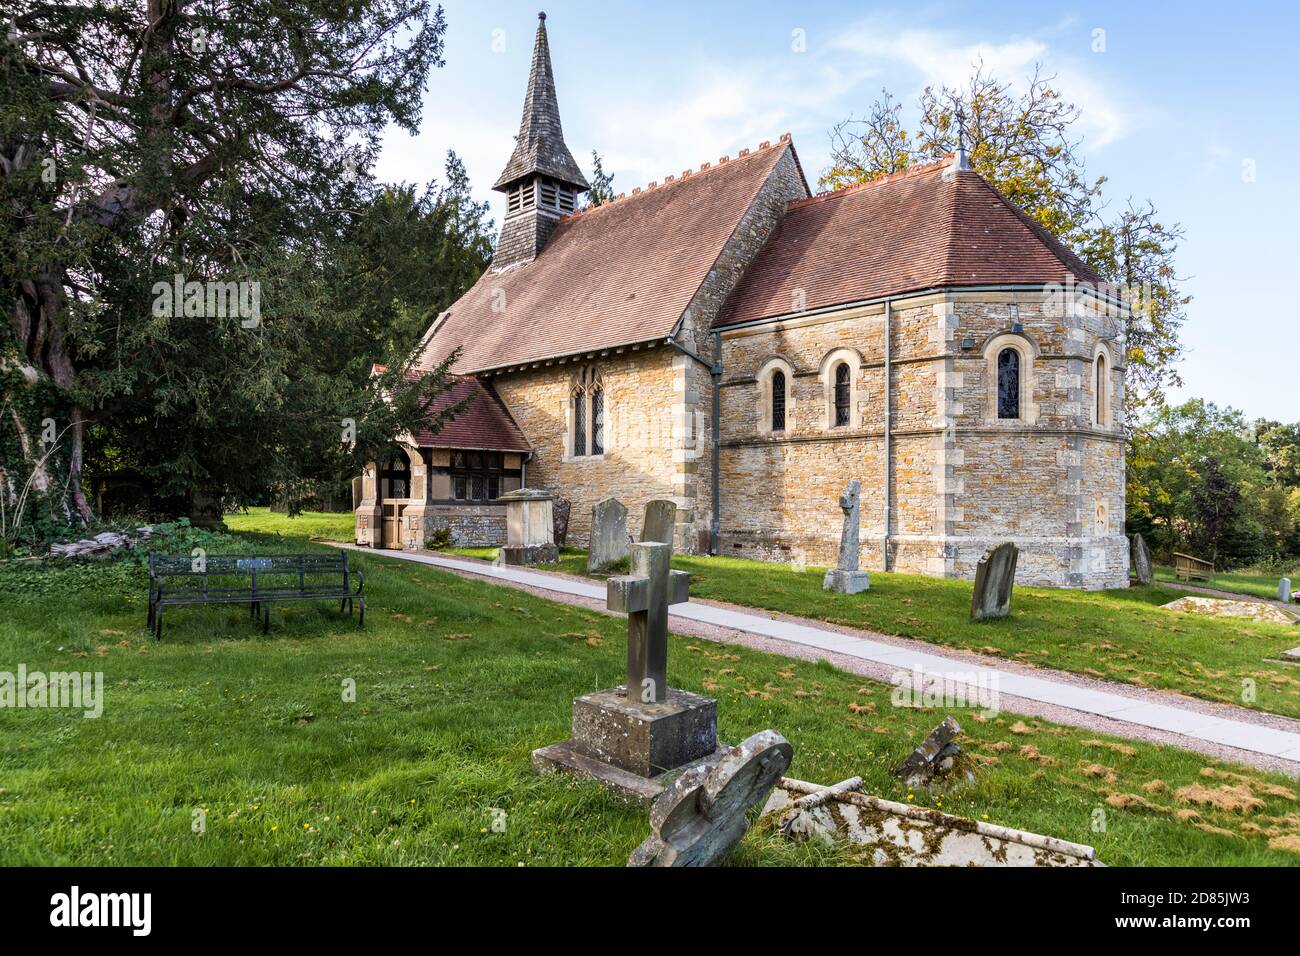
[
  {"x1": 641, "y1": 499, "x2": 677, "y2": 546},
  {"x1": 1130, "y1": 533, "x2": 1153, "y2": 586},
  {"x1": 971, "y1": 542, "x2": 1018, "y2": 621},
  {"x1": 627, "y1": 729, "x2": 793, "y2": 867},
  {"x1": 587, "y1": 498, "x2": 630, "y2": 572},
  {"x1": 824, "y1": 480, "x2": 870, "y2": 594},
  {"x1": 1280, "y1": 578, "x2": 1293, "y2": 604}
]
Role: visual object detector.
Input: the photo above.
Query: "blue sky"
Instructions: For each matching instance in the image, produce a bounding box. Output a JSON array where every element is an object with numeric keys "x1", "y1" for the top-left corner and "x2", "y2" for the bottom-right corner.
[{"x1": 374, "y1": 1, "x2": 1299, "y2": 422}]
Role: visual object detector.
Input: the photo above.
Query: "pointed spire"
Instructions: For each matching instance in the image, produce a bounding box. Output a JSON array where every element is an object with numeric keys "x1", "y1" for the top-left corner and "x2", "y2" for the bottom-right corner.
[{"x1": 493, "y1": 12, "x2": 588, "y2": 192}]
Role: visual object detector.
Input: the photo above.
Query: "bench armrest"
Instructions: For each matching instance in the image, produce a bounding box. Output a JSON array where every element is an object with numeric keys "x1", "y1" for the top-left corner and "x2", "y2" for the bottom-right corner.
[{"x1": 354, "y1": 570, "x2": 365, "y2": 595}]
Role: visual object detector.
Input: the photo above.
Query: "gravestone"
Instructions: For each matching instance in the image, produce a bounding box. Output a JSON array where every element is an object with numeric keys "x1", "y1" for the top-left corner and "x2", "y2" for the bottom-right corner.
[
  {"x1": 627, "y1": 730, "x2": 793, "y2": 867},
  {"x1": 823, "y1": 480, "x2": 870, "y2": 594},
  {"x1": 1130, "y1": 533, "x2": 1153, "y2": 585},
  {"x1": 641, "y1": 499, "x2": 677, "y2": 546},
  {"x1": 971, "y1": 542, "x2": 1018, "y2": 621},
  {"x1": 894, "y1": 716, "x2": 975, "y2": 790},
  {"x1": 552, "y1": 495, "x2": 571, "y2": 548},
  {"x1": 587, "y1": 498, "x2": 630, "y2": 572},
  {"x1": 498, "y1": 488, "x2": 558, "y2": 565},
  {"x1": 533, "y1": 541, "x2": 722, "y2": 801},
  {"x1": 1280, "y1": 578, "x2": 1292, "y2": 604}
]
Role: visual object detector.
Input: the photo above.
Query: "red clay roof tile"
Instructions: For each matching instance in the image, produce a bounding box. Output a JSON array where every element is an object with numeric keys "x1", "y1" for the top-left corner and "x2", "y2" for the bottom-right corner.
[{"x1": 716, "y1": 161, "x2": 1103, "y2": 328}]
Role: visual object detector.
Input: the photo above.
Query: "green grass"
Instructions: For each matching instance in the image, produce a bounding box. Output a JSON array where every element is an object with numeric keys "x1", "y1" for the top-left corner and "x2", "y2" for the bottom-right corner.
[
  {"x1": 226, "y1": 507, "x2": 355, "y2": 542},
  {"x1": 3, "y1": 519, "x2": 1298, "y2": 865},
  {"x1": 1155, "y1": 564, "x2": 1300, "y2": 603},
  {"x1": 443, "y1": 545, "x2": 1300, "y2": 722}
]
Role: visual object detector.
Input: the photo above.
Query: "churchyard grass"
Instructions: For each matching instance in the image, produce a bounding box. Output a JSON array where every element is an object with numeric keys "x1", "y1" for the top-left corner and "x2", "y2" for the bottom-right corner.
[
  {"x1": 1154, "y1": 564, "x2": 1300, "y2": 603},
  {"x1": 3, "y1": 517, "x2": 1299, "y2": 865},
  {"x1": 443, "y1": 546, "x2": 1300, "y2": 721}
]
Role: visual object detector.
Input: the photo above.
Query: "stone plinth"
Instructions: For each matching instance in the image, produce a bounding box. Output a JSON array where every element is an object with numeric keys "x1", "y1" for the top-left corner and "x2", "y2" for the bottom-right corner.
[
  {"x1": 533, "y1": 685, "x2": 723, "y2": 802},
  {"x1": 823, "y1": 568, "x2": 870, "y2": 594},
  {"x1": 499, "y1": 487, "x2": 558, "y2": 565}
]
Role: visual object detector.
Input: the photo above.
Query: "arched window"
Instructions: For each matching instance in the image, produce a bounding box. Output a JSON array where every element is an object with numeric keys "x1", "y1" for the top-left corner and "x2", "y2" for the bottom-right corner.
[
  {"x1": 572, "y1": 388, "x2": 586, "y2": 456},
  {"x1": 997, "y1": 348, "x2": 1021, "y2": 419},
  {"x1": 833, "y1": 363, "x2": 851, "y2": 426},
  {"x1": 1094, "y1": 353, "x2": 1108, "y2": 427},
  {"x1": 771, "y1": 370, "x2": 786, "y2": 432},
  {"x1": 591, "y1": 385, "x2": 605, "y2": 454}
]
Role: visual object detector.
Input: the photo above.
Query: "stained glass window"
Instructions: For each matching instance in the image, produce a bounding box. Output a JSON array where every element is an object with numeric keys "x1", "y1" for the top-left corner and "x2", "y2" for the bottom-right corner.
[
  {"x1": 997, "y1": 348, "x2": 1021, "y2": 419},
  {"x1": 771, "y1": 371, "x2": 786, "y2": 432},
  {"x1": 834, "y1": 363, "x2": 851, "y2": 426}
]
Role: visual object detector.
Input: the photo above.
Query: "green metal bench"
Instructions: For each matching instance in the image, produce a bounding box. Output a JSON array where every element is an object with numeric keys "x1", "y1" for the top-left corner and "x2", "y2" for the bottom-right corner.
[{"x1": 147, "y1": 551, "x2": 364, "y2": 639}]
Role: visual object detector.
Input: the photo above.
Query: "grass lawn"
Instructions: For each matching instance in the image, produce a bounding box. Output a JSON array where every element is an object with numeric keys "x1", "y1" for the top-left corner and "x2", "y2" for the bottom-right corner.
[
  {"x1": 1154, "y1": 564, "x2": 1300, "y2": 604},
  {"x1": 2, "y1": 518, "x2": 1299, "y2": 866},
  {"x1": 439, "y1": 546, "x2": 1300, "y2": 722},
  {"x1": 226, "y1": 507, "x2": 355, "y2": 542}
]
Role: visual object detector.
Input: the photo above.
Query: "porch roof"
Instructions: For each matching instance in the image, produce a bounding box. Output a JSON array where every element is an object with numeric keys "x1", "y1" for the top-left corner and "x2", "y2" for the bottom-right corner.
[{"x1": 411, "y1": 376, "x2": 531, "y2": 453}]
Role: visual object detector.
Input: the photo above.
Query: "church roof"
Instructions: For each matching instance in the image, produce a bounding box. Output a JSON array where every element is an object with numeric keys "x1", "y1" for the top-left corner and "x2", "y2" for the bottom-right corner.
[
  {"x1": 423, "y1": 140, "x2": 792, "y2": 375},
  {"x1": 493, "y1": 13, "x2": 588, "y2": 192},
  {"x1": 716, "y1": 158, "x2": 1105, "y2": 328},
  {"x1": 411, "y1": 376, "x2": 531, "y2": 452}
]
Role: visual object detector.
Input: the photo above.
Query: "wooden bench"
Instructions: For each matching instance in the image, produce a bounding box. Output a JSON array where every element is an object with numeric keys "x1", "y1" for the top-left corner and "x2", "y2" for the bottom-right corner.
[
  {"x1": 147, "y1": 551, "x2": 364, "y2": 639},
  {"x1": 1173, "y1": 552, "x2": 1214, "y2": 582}
]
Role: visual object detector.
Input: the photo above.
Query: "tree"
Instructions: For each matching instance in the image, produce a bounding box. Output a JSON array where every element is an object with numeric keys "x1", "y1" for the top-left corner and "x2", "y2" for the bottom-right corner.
[
  {"x1": 821, "y1": 62, "x2": 1188, "y2": 419},
  {"x1": 583, "y1": 149, "x2": 615, "y2": 208},
  {"x1": 2, "y1": 1, "x2": 454, "y2": 540},
  {"x1": 1128, "y1": 399, "x2": 1275, "y2": 565}
]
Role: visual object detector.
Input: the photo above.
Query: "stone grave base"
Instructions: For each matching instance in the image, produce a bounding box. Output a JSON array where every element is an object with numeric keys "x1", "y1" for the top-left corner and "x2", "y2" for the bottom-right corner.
[
  {"x1": 763, "y1": 777, "x2": 1101, "y2": 867},
  {"x1": 823, "y1": 568, "x2": 870, "y2": 594},
  {"x1": 501, "y1": 543, "x2": 559, "y2": 566},
  {"x1": 1279, "y1": 646, "x2": 1300, "y2": 664},
  {"x1": 532, "y1": 685, "x2": 724, "y2": 803}
]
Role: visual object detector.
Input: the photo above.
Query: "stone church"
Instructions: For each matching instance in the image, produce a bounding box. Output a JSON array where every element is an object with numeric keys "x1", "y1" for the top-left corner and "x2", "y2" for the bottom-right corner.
[{"x1": 355, "y1": 12, "x2": 1129, "y2": 589}]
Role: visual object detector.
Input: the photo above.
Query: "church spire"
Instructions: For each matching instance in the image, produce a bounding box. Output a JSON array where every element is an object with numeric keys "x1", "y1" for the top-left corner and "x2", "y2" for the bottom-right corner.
[
  {"x1": 493, "y1": 12, "x2": 588, "y2": 193},
  {"x1": 491, "y1": 12, "x2": 587, "y2": 270}
]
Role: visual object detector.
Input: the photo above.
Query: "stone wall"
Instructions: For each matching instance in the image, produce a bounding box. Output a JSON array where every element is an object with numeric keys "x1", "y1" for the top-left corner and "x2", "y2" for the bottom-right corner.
[
  {"x1": 718, "y1": 288, "x2": 1128, "y2": 589},
  {"x1": 415, "y1": 503, "x2": 506, "y2": 548},
  {"x1": 490, "y1": 344, "x2": 684, "y2": 548}
]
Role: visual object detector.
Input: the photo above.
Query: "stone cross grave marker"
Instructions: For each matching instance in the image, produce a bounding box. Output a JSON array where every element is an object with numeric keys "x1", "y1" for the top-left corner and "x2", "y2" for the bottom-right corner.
[
  {"x1": 824, "y1": 480, "x2": 870, "y2": 594},
  {"x1": 971, "y1": 542, "x2": 1018, "y2": 621},
  {"x1": 608, "y1": 541, "x2": 690, "y2": 703},
  {"x1": 641, "y1": 499, "x2": 677, "y2": 546},
  {"x1": 1130, "y1": 533, "x2": 1153, "y2": 585},
  {"x1": 533, "y1": 539, "x2": 718, "y2": 801},
  {"x1": 587, "y1": 497, "x2": 630, "y2": 572}
]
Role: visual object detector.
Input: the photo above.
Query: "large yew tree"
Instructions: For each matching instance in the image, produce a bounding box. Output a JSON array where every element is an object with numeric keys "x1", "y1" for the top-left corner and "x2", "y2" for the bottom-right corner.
[{"x1": 2, "y1": 1, "x2": 465, "y2": 541}]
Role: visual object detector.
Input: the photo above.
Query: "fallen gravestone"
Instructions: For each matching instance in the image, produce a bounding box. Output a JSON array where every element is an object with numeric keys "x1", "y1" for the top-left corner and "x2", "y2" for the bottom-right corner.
[
  {"x1": 587, "y1": 498, "x2": 630, "y2": 572},
  {"x1": 824, "y1": 480, "x2": 870, "y2": 594},
  {"x1": 1163, "y1": 595, "x2": 1298, "y2": 625},
  {"x1": 971, "y1": 542, "x2": 1018, "y2": 621},
  {"x1": 627, "y1": 729, "x2": 794, "y2": 867},
  {"x1": 1281, "y1": 646, "x2": 1300, "y2": 663},
  {"x1": 1281, "y1": 577, "x2": 1292, "y2": 604},
  {"x1": 1130, "y1": 533, "x2": 1153, "y2": 585},
  {"x1": 763, "y1": 778, "x2": 1101, "y2": 866},
  {"x1": 534, "y1": 541, "x2": 721, "y2": 802},
  {"x1": 640, "y1": 499, "x2": 677, "y2": 546},
  {"x1": 893, "y1": 716, "x2": 975, "y2": 790},
  {"x1": 552, "y1": 495, "x2": 572, "y2": 548}
]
